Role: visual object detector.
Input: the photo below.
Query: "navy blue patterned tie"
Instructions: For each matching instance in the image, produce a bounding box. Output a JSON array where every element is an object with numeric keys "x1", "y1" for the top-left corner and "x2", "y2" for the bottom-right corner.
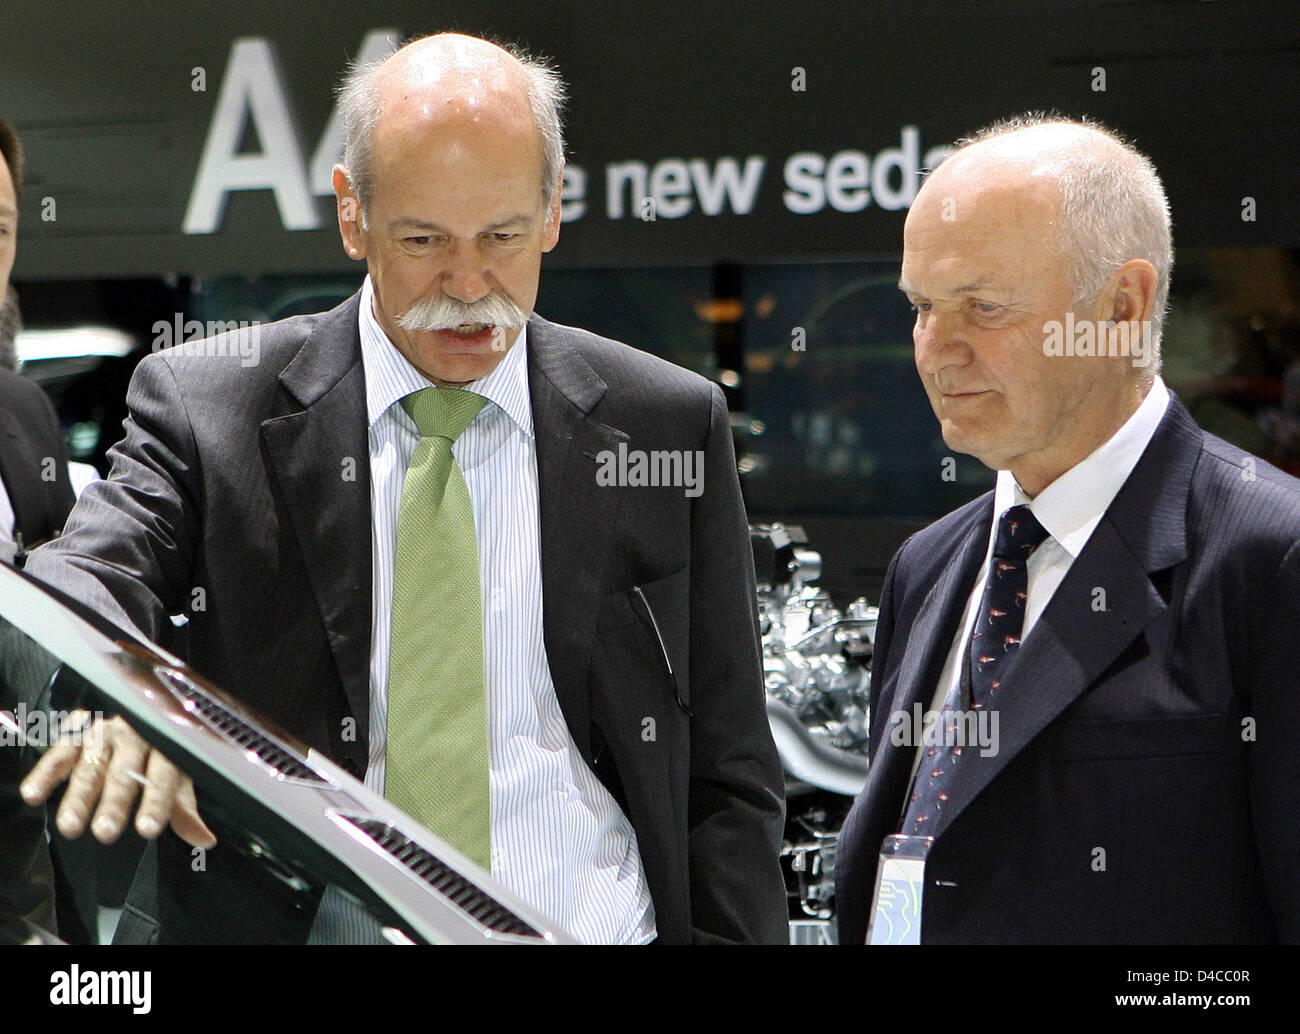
[
  {"x1": 900, "y1": 504, "x2": 1049, "y2": 835},
  {"x1": 968, "y1": 504, "x2": 1049, "y2": 710}
]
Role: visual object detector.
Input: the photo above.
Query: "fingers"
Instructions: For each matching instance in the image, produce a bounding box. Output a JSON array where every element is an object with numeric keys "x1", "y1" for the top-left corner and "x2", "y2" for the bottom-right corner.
[
  {"x1": 19, "y1": 709, "x2": 99, "y2": 810},
  {"x1": 19, "y1": 713, "x2": 214, "y2": 848},
  {"x1": 134, "y1": 746, "x2": 181, "y2": 839},
  {"x1": 54, "y1": 731, "x2": 116, "y2": 839},
  {"x1": 83, "y1": 716, "x2": 150, "y2": 843},
  {"x1": 137, "y1": 751, "x2": 216, "y2": 848},
  {"x1": 168, "y1": 772, "x2": 217, "y2": 849}
]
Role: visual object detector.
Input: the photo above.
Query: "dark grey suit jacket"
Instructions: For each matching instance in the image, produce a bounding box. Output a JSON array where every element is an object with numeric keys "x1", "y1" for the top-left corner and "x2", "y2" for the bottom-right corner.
[
  {"x1": 0, "y1": 368, "x2": 75, "y2": 937},
  {"x1": 836, "y1": 395, "x2": 1300, "y2": 944},
  {"x1": 26, "y1": 293, "x2": 788, "y2": 944}
]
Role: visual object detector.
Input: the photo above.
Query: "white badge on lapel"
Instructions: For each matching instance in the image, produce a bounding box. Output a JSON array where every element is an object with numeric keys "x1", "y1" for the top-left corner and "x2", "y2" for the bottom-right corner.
[{"x1": 866, "y1": 834, "x2": 933, "y2": 945}]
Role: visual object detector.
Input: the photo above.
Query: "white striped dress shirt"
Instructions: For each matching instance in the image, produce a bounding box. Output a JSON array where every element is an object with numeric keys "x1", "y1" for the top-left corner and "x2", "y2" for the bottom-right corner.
[{"x1": 311, "y1": 277, "x2": 655, "y2": 944}]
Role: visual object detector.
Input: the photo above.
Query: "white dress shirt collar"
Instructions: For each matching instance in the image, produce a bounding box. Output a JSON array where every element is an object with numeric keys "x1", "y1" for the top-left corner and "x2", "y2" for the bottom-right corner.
[
  {"x1": 993, "y1": 376, "x2": 1171, "y2": 558},
  {"x1": 357, "y1": 275, "x2": 534, "y2": 440}
]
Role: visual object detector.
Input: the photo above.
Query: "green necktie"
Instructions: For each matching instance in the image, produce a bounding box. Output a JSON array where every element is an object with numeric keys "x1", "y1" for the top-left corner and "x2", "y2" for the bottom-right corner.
[{"x1": 386, "y1": 386, "x2": 491, "y2": 871}]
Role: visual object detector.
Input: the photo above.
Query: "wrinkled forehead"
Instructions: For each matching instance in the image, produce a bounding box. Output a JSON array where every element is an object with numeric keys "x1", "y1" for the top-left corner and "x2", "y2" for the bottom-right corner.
[
  {"x1": 370, "y1": 76, "x2": 543, "y2": 184},
  {"x1": 378, "y1": 74, "x2": 533, "y2": 131},
  {"x1": 913, "y1": 152, "x2": 1062, "y2": 230},
  {"x1": 901, "y1": 164, "x2": 1068, "y2": 293},
  {"x1": 912, "y1": 155, "x2": 1063, "y2": 236}
]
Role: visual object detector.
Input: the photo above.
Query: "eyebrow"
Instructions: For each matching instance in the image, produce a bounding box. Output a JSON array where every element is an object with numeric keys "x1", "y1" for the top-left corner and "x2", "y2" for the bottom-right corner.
[
  {"x1": 388, "y1": 214, "x2": 535, "y2": 235},
  {"x1": 897, "y1": 277, "x2": 995, "y2": 295},
  {"x1": 0, "y1": 203, "x2": 16, "y2": 219}
]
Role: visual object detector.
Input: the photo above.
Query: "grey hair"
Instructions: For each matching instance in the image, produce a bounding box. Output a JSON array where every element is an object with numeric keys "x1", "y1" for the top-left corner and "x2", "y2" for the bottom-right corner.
[
  {"x1": 951, "y1": 113, "x2": 1173, "y2": 371},
  {"x1": 337, "y1": 37, "x2": 567, "y2": 225}
]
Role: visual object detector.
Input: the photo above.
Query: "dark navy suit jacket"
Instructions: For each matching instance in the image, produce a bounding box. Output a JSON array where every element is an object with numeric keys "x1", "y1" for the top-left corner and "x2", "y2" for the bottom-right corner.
[{"x1": 837, "y1": 395, "x2": 1300, "y2": 944}]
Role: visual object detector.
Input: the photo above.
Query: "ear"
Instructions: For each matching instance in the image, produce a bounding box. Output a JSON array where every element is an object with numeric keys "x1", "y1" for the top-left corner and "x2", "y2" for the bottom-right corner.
[
  {"x1": 1102, "y1": 259, "x2": 1157, "y2": 326},
  {"x1": 540, "y1": 167, "x2": 564, "y2": 253},
  {"x1": 333, "y1": 164, "x2": 367, "y2": 261}
]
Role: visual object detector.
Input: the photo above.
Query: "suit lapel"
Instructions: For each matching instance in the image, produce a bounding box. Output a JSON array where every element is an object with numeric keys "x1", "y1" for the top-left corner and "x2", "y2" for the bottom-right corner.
[
  {"x1": 527, "y1": 316, "x2": 627, "y2": 759},
  {"x1": 0, "y1": 407, "x2": 49, "y2": 541},
  {"x1": 258, "y1": 294, "x2": 373, "y2": 761},
  {"x1": 929, "y1": 397, "x2": 1200, "y2": 838},
  {"x1": 865, "y1": 505, "x2": 989, "y2": 836},
  {"x1": 873, "y1": 510, "x2": 988, "y2": 753}
]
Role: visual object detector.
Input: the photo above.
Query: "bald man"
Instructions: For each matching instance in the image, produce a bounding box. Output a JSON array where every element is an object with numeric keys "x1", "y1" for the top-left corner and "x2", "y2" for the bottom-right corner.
[
  {"x1": 836, "y1": 115, "x2": 1300, "y2": 944},
  {"x1": 22, "y1": 35, "x2": 786, "y2": 944}
]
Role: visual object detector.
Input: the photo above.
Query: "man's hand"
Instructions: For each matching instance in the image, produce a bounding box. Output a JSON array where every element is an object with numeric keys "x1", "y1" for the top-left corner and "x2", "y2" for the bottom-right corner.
[{"x1": 19, "y1": 710, "x2": 216, "y2": 848}]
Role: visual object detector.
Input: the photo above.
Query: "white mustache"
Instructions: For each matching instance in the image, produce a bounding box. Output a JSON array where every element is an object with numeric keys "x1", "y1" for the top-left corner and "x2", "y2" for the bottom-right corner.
[{"x1": 396, "y1": 293, "x2": 528, "y2": 333}]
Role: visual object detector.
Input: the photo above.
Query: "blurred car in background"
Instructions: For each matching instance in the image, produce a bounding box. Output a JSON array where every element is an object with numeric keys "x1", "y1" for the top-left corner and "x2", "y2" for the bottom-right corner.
[{"x1": 15, "y1": 325, "x2": 141, "y2": 481}]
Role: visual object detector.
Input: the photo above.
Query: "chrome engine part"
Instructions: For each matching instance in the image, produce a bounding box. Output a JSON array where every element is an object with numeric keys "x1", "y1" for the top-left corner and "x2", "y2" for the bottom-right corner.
[
  {"x1": 754, "y1": 523, "x2": 875, "y2": 783},
  {"x1": 752, "y1": 523, "x2": 876, "y2": 940}
]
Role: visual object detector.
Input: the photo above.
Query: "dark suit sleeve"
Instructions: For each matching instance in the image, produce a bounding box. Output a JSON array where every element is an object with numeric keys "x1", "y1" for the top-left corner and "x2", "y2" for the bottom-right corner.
[
  {"x1": 866, "y1": 544, "x2": 904, "y2": 755},
  {"x1": 835, "y1": 542, "x2": 904, "y2": 946},
  {"x1": 1248, "y1": 535, "x2": 1300, "y2": 942},
  {"x1": 25, "y1": 354, "x2": 198, "y2": 644},
  {"x1": 684, "y1": 384, "x2": 788, "y2": 944}
]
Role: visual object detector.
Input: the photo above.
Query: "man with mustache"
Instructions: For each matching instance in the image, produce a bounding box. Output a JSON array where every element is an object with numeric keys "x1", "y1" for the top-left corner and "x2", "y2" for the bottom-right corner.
[
  {"x1": 21, "y1": 34, "x2": 786, "y2": 944},
  {"x1": 835, "y1": 115, "x2": 1300, "y2": 944}
]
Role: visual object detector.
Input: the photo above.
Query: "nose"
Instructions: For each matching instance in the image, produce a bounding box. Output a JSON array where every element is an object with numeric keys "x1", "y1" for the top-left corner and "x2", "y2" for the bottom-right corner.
[
  {"x1": 913, "y1": 308, "x2": 970, "y2": 378},
  {"x1": 439, "y1": 239, "x2": 491, "y2": 303}
]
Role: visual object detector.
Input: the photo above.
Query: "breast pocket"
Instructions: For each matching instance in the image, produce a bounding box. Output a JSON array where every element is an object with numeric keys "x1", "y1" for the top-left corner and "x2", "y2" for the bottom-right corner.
[
  {"x1": 1048, "y1": 713, "x2": 1227, "y2": 762},
  {"x1": 596, "y1": 566, "x2": 691, "y2": 714}
]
